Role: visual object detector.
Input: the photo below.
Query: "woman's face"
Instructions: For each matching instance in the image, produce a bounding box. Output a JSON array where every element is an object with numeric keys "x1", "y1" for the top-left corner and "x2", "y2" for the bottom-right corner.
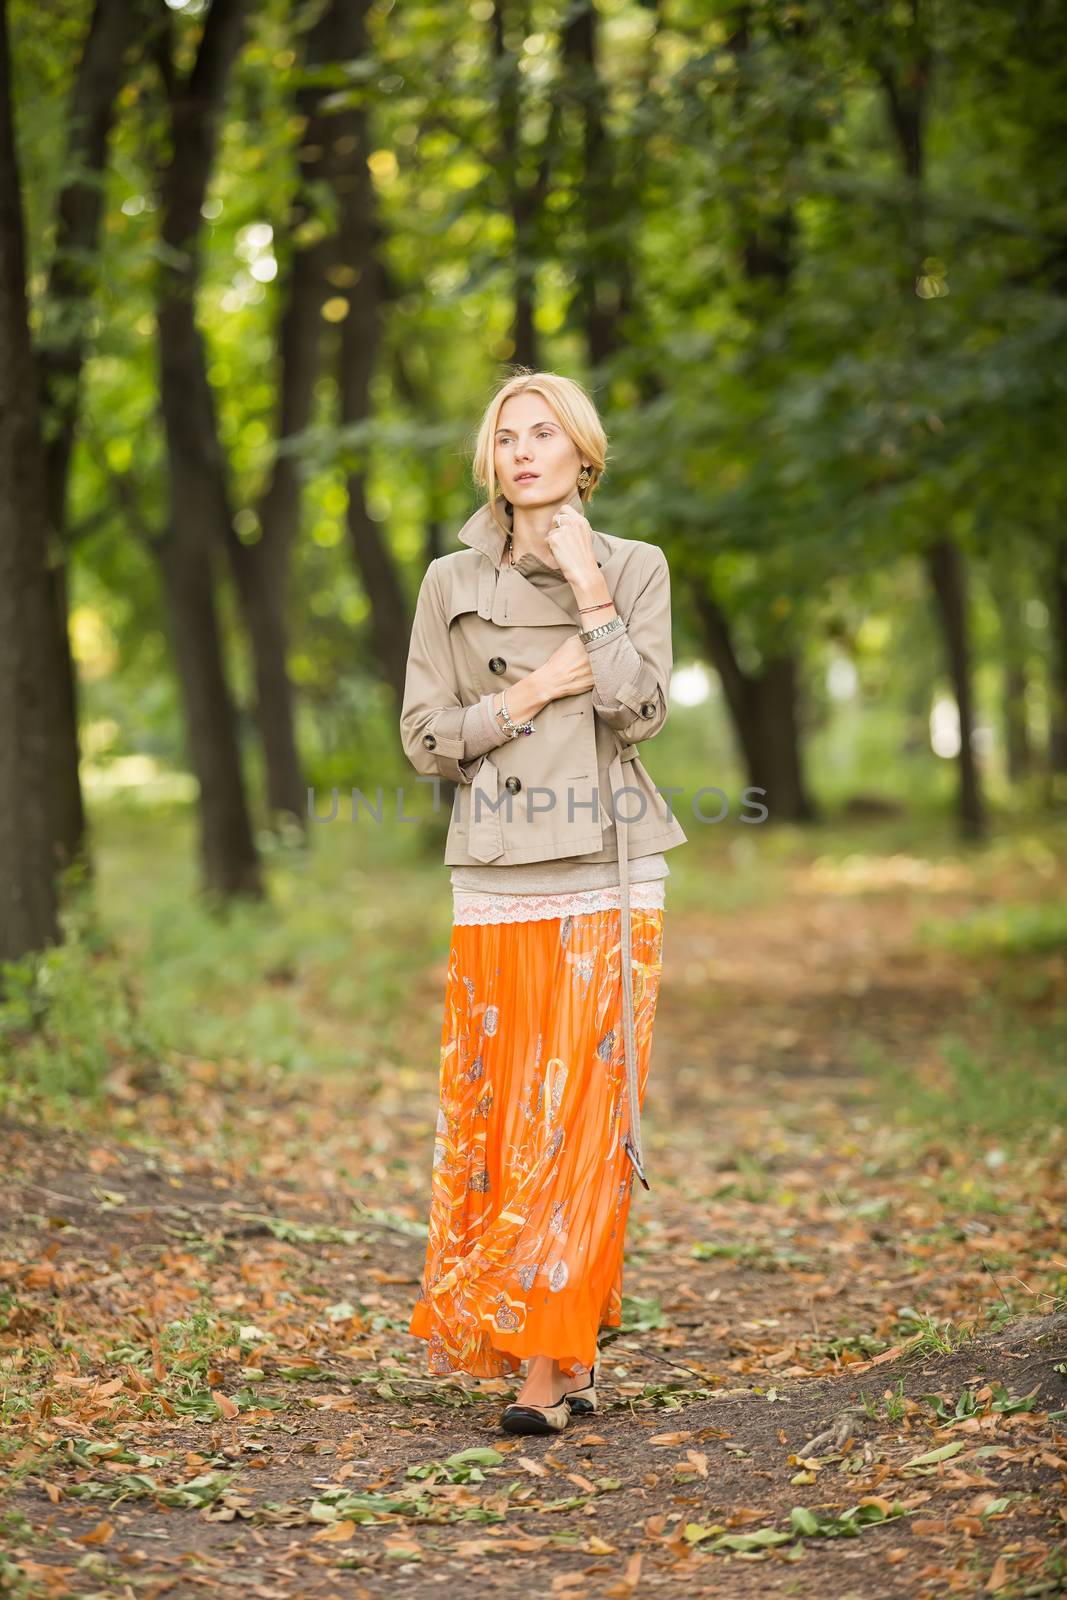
[{"x1": 494, "y1": 393, "x2": 585, "y2": 511}]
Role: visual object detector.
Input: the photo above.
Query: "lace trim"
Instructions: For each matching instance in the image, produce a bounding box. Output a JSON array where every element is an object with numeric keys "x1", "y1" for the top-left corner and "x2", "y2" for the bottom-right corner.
[{"x1": 452, "y1": 878, "x2": 665, "y2": 926}]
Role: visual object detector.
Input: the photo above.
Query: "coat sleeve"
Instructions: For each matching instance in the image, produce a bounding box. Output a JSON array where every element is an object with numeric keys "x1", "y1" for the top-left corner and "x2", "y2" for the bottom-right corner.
[
  {"x1": 584, "y1": 546, "x2": 673, "y2": 744},
  {"x1": 400, "y1": 559, "x2": 511, "y2": 785}
]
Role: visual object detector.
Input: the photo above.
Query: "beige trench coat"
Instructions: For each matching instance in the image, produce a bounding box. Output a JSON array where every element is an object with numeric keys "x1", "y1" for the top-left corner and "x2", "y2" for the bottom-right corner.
[{"x1": 399, "y1": 488, "x2": 688, "y2": 1188}]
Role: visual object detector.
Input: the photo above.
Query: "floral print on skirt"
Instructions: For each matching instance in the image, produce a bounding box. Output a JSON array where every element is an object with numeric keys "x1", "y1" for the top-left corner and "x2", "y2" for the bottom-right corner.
[{"x1": 408, "y1": 905, "x2": 664, "y2": 1379}]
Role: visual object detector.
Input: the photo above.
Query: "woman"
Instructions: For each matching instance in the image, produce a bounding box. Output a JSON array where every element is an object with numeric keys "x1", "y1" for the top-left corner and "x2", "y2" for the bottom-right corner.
[{"x1": 399, "y1": 370, "x2": 687, "y2": 1434}]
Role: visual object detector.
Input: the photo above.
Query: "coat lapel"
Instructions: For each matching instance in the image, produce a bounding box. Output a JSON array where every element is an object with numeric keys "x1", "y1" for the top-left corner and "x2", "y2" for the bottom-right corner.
[
  {"x1": 493, "y1": 568, "x2": 577, "y2": 627},
  {"x1": 454, "y1": 489, "x2": 614, "y2": 628}
]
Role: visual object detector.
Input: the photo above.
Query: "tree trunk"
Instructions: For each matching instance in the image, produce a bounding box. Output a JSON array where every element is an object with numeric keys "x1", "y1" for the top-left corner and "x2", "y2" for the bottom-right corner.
[
  {"x1": 561, "y1": 0, "x2": 638, "y2": 373},
  {"x1": 1003, "y1": 664, "x2": 1031, "y2": 784},
  {"x1": 1048, "y1": 532, "x2": 1067, "y2": 778},
  {"x1": 684, "y1": 7, "x2": 815, "y2": 825},
  {"x1": 36, "y1": 0, "x2": 146, "y2": 877},
  {"x1": 0, "y1": 0, "x2": 60, "y2": 963},
  {"x1": 924, "y1": 537, "x2": 985, "y2": 839},
  {"x1": 491, "y1": 0, "x2": 537, "y2": 368},
  {"x1": 692, "y1": 584, "x2": 816, "y2": 822},
  {"x1": 219, "y1": 0, "x2": 354, "y2": 834},
  {"x1": 746, "y1": 658, "x2": 816, "y2": 823},
  {"x1": 878, "y1": 5, "x2": 985, "y2": 837},
  {"x1": 987, "y1": 561, "x2": 1032, "y2": 784},
  {"x1": 153, "y1": 0, "x2": 262, "y2": 901},
  {"x1": 329, "y1": 0, "x2": 410, "y2": 705}
]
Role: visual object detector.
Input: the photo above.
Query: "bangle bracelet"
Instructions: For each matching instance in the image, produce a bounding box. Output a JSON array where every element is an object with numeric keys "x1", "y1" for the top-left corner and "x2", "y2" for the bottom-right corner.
[{"x1": 578, "y1": 600, "x2": 615, "y2": 613}]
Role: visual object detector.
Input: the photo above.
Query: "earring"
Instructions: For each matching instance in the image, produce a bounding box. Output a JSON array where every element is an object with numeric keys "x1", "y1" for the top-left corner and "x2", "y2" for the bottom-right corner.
[{"x1": 577, "y1": 466, "x2": 592, "y2": 490}]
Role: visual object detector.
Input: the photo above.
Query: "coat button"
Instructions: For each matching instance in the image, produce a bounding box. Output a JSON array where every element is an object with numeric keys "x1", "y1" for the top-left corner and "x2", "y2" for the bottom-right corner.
[
  {"x1": 423, "y1": 733, "x2": 437, "y2": 748},
  {"x1": 639, "y1": 701, "x2": 656, "y2": 718},
  {"x1": 504, "y1": 775, "x2": 522, "y2": 793},
  {"x1": 489, "y1": 656, "x2": 507, "y2": 673}
]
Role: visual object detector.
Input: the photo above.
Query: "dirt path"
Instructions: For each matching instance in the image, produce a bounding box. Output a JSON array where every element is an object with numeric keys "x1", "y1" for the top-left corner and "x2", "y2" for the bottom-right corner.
[{"x1": 3, "y1": 868, "x2": 1065, "y2": 1598}]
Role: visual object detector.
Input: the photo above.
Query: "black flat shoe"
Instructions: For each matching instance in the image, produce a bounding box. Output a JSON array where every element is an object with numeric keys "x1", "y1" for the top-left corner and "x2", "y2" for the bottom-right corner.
[
  {"x1": 500, "y1": 1389, "x2": 571, "y2": 1435},
  {"x1": 564, "y1": 1362, "x2": 597, "y2": 1416}
]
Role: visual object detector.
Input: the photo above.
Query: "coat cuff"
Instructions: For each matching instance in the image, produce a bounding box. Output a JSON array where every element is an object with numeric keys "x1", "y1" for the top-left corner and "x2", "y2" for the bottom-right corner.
[
  {"x1": 585, "y1": 625, "x2": 648, "y2": 712},
  {"x1": 423, "y1": 694, "x2": 513, "y2": 784},
  {"x1": 586, "y1": 621, "x2": 666, "y2": 736},
  {"x1": 461, "y1": 692, "x2": 512, "y2": 761},
  {"x1": 426, "y1": 704, "x2": 466, "y2": 756},
  {"x1": 614, "y1": 660, "x2": 662, "y2": 715}
]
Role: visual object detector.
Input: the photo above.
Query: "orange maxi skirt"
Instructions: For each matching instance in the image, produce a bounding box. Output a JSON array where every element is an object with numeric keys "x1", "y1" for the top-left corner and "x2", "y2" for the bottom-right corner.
[{"x1": 408, "y1": 904, "x2": 664, "y2": 1379}]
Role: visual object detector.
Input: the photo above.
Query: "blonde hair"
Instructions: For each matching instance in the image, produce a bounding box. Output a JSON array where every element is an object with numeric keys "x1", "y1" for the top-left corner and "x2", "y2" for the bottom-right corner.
[{"x1": 470, "y1": 368, "x2": 608, "y2": 538}]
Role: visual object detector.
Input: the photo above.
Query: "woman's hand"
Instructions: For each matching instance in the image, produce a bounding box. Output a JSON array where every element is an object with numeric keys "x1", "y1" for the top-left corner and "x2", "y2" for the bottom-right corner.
[
  {"x1": 545, "y1": 501, "x2": 601, "y2": 589},
  {"x1": 536, "y1": 634, "x2": 595, "y2": 700},
  {"x1": 534, "y1": 496, "x2": 617, "y2": 703}
]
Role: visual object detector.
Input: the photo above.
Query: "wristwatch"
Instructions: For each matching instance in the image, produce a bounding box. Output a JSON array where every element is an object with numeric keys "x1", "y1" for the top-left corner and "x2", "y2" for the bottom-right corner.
[{"x1": 580, "y1": 615, "x2": 625, "y2": 644}]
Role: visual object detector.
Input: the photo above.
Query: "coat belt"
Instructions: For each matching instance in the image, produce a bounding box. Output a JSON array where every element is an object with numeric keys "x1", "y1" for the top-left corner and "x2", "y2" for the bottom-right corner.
[{"x1": 608, "y1": 742, "x2": 650, "y2": 1192}]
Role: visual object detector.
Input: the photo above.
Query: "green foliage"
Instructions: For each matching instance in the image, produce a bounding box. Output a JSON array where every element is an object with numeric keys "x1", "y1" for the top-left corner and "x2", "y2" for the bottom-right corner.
[
  {"x1": 3, "y1": 0, "x2": 1060, "y2": 833},
  {"x1": 0, "y1": 897, "x2": 163, "y2": 1107}
]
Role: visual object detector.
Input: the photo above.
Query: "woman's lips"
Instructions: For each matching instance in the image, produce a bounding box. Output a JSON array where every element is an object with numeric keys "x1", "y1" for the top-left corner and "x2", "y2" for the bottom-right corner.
[{"x1": 514, "y1": 474, "x2": 539, "y2": 482}]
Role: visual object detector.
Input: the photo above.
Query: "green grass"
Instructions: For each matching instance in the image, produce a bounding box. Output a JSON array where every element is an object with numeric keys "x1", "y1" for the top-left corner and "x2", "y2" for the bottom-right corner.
[
  {"x1": 0, "y1": 793, "x2": 452, "y2": 1113},
  {"x1": 845, "y1": 851, "x2": 1067, "y2": 1150},
  {"x1": 3, "y1": 791, "x2": 1065, "y2": 1137},
  {"x1": 919, "y1": 898, "x2": 1067, "y2": 959},
  {"x1": 855, "y1": 1007, "x2": 1067, "y2": 1147}
]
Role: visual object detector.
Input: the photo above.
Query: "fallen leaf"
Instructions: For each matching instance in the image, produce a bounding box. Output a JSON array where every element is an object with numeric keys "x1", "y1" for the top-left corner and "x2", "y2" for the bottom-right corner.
[
  {"x1": 987, "y1": 1555, "x2": 1011, "y2": 1590},
  {"x1": 902, "y1": 1441, "x2": 965, "y2": 1468},
  {"x1": 566, "y1": 1472, "x2": 597, "y2": 1493},
  {"x1": 313, "y1": 1519, "x2": 357, "y2": 1543},
  {"x1": 74, "y1": 1520, "x2": 114, "y2": 1545}
]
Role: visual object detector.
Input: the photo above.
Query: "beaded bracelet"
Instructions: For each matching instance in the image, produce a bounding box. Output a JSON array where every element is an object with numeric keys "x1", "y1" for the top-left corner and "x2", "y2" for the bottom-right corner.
[{"x1": 495, "y1": 689, "x2": 534, "y2": 737}]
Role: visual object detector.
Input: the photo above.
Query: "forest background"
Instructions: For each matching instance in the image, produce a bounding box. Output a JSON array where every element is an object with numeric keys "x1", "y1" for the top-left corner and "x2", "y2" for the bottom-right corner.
[
  {"x1": 1, "y1": 2, "x2": 1065, "y2": 1595},
  {"x1": 3, "y1": 0, "x2": 1066, "y2": 939}
]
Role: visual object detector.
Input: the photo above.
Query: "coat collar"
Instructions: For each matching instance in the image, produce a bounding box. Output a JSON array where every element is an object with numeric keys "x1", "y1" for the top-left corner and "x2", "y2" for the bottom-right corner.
[{"x1": 455, "y1": 486, "x2": 613, "y2": 571}]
